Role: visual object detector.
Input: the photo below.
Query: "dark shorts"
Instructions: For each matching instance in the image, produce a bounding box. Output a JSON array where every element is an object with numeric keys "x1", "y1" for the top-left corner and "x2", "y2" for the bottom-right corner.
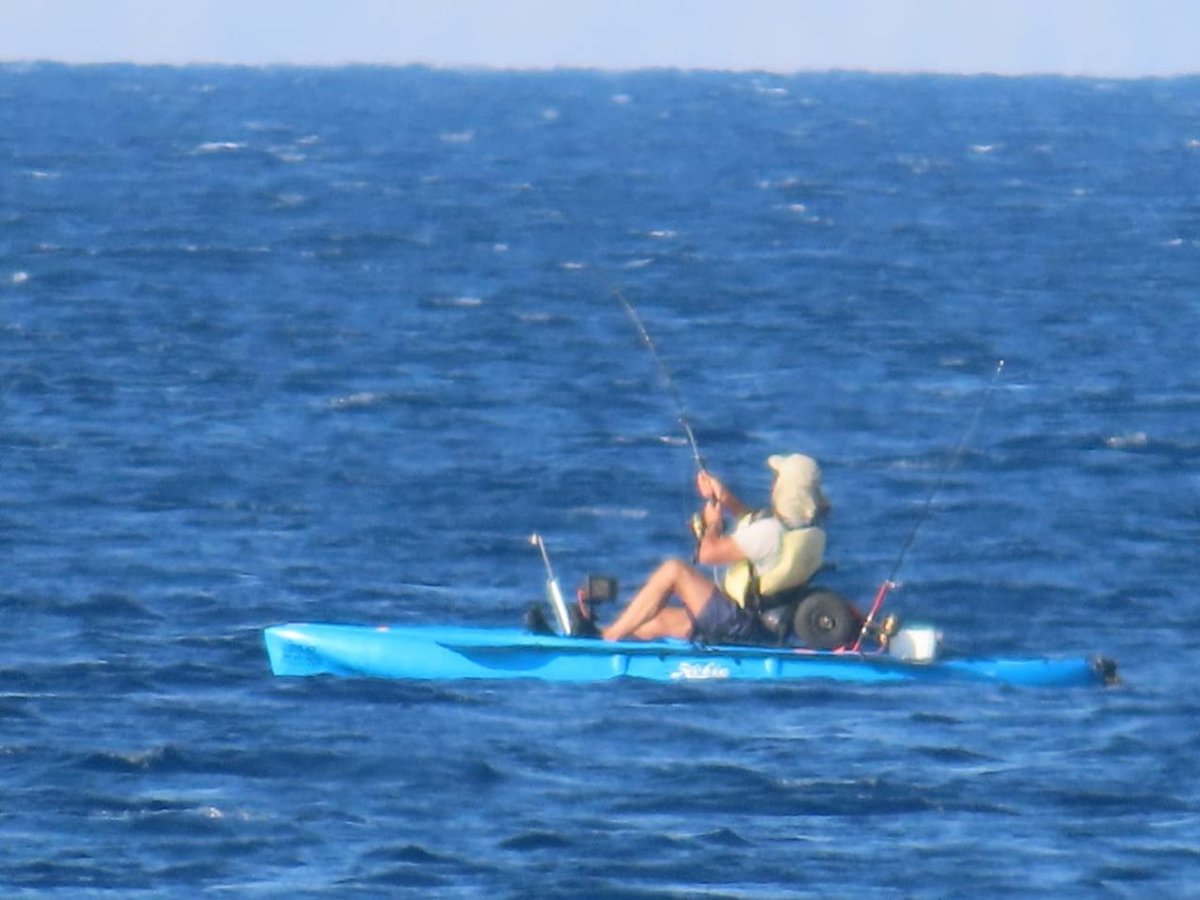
[{"x1": 693, "y1": 591, "x2": 764, "y2": 645}]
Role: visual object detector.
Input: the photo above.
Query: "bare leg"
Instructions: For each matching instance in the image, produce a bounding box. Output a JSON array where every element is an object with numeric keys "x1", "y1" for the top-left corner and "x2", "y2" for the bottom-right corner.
[
  {"x1": 602, "y1": 558, "x2": 717, "y2": 642},
  {"x1": 629, "y1": 608, "x2": 695, "y2": 641}
]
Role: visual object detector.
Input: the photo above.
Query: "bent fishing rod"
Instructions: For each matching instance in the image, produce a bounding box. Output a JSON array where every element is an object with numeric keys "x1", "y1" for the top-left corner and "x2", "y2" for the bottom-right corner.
[
  {"x1": 852, "y1": 359, "x2": 1006, "y2": 651},
  {"x1": 583, "y1": 267, "x2": 719, "y2": 566},
  {"x1": 608, "y1": 280, "x2": 708, "y2": 477}
]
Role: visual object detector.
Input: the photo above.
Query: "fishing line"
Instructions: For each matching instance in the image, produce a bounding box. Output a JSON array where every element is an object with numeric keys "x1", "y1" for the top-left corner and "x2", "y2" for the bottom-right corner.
[
  {"x1": 577, "y1": 264, "x2": 717, "y2": 571},
  {"x1": 854, "y1": 359, "x2": 1006, "y2": 649},
  {"x1": 886, "y1": 359, "x2": 1006, "y2": 584},
  {"x1": 586, "y1": 267, "x2": 708, "y2": 475}
]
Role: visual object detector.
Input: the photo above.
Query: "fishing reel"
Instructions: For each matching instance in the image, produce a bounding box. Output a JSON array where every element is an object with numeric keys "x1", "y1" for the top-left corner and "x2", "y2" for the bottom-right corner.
[
  {"x1": 689, "y1": 495, "x2": 722, "y2": 543},
  {"x1": 861, "y1": 612, "x2": 901, "y2": 649}
]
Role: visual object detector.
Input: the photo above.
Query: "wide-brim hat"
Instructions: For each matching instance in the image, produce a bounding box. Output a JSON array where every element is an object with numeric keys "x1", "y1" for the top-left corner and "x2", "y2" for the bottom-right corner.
[{"x1": 768, "y1": 453, "x2": 829, "y2": 527}]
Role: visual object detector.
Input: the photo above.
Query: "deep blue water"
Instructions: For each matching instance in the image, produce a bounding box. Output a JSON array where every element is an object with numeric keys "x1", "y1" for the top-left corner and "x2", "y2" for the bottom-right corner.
[{"x1": 2, "y1": 63, "x2": 1199, "y2": 896}]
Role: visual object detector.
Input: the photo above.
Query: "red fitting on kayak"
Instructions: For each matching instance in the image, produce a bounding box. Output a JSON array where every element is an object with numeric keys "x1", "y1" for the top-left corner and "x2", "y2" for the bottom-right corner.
[{"x1": 850, "y1": 580, "x2": 895, "y2": 652}]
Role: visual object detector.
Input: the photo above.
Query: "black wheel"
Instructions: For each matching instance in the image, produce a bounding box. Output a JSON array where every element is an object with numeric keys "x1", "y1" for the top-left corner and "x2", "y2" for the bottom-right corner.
[{"x1": 791, "y1": 589, "x2": 862, "y2": 650}]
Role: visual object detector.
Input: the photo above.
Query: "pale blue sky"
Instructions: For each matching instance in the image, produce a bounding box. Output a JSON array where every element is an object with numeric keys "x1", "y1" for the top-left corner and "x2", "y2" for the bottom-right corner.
[{"x1": 1, "y1": 0, "x2": 1196, "y2": 76}]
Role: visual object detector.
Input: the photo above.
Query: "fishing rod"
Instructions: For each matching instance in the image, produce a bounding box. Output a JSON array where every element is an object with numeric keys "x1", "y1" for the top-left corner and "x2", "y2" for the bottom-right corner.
[
  {"x1": 605, "y1": 278, "x2": 708, "y2": 476},
  {"x1": 591, "y1": 270, "x2": 718, "y2": 565},
  {"x1": 852, "y1": 359, "x2": 1006, "y2": 651},
  {"x1": 527, "y1": 264, "x2": 716, "y2": 637}
]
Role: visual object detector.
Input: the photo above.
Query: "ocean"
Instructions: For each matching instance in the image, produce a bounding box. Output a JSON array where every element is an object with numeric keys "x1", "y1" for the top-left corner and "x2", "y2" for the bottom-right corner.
[{"x1": 2, "y1": 63, "x2": 1198, "y2": 896}]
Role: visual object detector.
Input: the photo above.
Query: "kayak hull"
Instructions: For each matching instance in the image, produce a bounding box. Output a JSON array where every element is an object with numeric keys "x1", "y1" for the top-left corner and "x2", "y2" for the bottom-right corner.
[{"x1": 263, "y1": 623, "x2": 1116, "y2": 687}]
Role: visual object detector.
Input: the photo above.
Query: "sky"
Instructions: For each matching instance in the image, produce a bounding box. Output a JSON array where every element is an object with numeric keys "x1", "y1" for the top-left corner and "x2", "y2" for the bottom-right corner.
[{"x1": 0, "y1": 0, "x2": 1196, "y2": 77}]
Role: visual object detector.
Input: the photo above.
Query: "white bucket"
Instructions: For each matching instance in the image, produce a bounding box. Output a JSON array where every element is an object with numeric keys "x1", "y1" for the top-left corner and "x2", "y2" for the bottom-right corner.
[{"x1": 888, "y1": 626, "x2": 942, "y2": 663}]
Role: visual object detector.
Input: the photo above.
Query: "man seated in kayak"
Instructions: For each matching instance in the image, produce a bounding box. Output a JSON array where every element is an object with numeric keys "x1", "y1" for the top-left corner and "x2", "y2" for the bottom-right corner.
[{"x1": 601, "y1": 453, "x2": 830, "y2": 643}]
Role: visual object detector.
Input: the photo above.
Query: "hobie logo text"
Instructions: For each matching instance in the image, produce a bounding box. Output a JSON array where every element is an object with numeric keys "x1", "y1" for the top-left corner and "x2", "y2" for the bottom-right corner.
[{"x1": 671, "y1": 662, "x2": 731, "y2": 681}]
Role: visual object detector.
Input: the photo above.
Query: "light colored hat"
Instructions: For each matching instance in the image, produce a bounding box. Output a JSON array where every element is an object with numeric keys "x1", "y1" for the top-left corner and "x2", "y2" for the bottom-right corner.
[{"x1": 768, "y1": 453, "x2": 830, "y2": 527}]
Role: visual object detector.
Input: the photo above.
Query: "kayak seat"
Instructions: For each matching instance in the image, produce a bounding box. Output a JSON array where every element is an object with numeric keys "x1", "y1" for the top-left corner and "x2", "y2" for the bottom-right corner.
[{"x1": 755, "y1": 586, "x2": 864, "y2": 650}]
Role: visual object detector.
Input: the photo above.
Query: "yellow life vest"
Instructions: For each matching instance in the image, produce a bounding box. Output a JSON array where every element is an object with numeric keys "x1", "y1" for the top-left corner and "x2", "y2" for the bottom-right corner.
[{"x1": 722, "y1": 517, "x2": 826, "y2": 608}]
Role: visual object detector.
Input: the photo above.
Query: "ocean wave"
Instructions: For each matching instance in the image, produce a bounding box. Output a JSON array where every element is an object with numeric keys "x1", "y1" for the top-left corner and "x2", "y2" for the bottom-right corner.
[
  {"x1": 3, "y1": 65, "x2": 1197, "y2": 897},
  {"x1": 193, "y1": 140, "x2": 246, "y2": 153},
  {"x1": 327, "y1": 391, "x2": 391, "y2": 410}
]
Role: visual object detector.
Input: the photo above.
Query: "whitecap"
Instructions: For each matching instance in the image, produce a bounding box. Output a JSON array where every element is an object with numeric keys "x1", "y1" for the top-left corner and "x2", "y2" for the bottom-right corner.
[
  {"x1": 26, "y1": 169, "x2": 59, "y2": 180},
  {"x1": 272, "y1": 192, "x2": 307, "y2": 208},
  {"x1": 329, "y1": 392, "x2": 387, "y2": 410},
  {"x1": 541, "y1": 108, "x2": 560, "y2": 121},
  {"x1": 434, "y1": 296, "x2": 484, "y2": 308},
  {"x1": 569, "y1": 505, "x2": 649, "y2": 520},
  {"x1": 969, "y1": 144, "x2": 997, "y2": 154},
  {"x1": 936, "y1": 356, "x2": 970, "y2": 369},
  {"x1": 561, "y1": 261, "x2": 586, "y2": 270},
  {"x1": 786, "y1": 204, "x2": 823, "y2": 223},
  {"x1": 898, "y1": 156, "x2": 932, "y2": 175},
  {"x1": 647, "y1": 229, "x2": 676, "y2": 239},
  {"x1": 493, "y1": 243, "x2": 509, "y2": 253},
  {"x1": 1187, "y1": 139, "x2": 1200, "y2": 149},
  {"x1": 1105, "y1": 432, "x2": 1148, "y2": 450},
  {"x1": 196, "y1": 141, "x2": 245, "y2": 153},
  {"x1": 439, "y1": 130, "x2": 475, "y2": 144},
  {"x1": 611, "y1": 94, "x2": 632, "y2": 106},
  {"x1": 11, "y1": 271, "x2": 29, "y2": 284}
]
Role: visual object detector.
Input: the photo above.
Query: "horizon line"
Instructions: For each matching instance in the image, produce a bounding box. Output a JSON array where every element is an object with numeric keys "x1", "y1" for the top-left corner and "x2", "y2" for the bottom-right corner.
[{"x1": 2, "y1": 57, "x2": 1197, "y2": 81}]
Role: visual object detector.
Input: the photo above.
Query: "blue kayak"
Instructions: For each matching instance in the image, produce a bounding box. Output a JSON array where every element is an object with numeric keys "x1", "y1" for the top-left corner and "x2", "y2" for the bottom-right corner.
[{"x1": 263, "y1": 623, "x2": 1117, "y2": 687}]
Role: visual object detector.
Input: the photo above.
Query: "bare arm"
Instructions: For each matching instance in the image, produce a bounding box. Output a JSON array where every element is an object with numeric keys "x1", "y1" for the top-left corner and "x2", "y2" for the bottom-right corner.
[
  {"x1": 696, "y1": 471, "x2": 750, "y2": 519},
  {"x1": 695, "y1": 492, "x2": 748, "y2": 567}
]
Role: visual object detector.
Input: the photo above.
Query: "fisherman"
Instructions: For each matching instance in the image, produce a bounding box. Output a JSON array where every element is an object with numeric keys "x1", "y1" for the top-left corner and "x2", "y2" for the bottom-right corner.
[{"x1": 601, "y1": 453, "x2": 831, "y2": 643}]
